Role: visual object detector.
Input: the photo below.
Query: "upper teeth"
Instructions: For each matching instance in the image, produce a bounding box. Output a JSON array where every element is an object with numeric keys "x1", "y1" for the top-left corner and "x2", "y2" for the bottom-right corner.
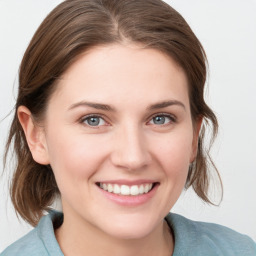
[{"x1": 99, "y1": 183, "x2": 153, "y2": 196}]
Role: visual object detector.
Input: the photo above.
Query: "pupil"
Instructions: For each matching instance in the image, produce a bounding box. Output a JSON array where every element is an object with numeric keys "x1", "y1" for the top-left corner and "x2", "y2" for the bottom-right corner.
[
  {"x1": 154, "y1": 116, "x2": 165, "y2": 124},
  {"x1": 88, "y1": 117, "x2": 99, "y2": 126}
]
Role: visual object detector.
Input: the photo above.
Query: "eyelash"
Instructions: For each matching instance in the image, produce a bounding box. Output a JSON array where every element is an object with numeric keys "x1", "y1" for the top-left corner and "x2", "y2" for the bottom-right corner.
[
  {"x1": 148, "y1": 113, "x2": 177, "y2": 126},
  {"x1": 80, "y1": 114, "x2": 108, "y2": 128},
  {"x1": 79, "y1": 113, "x2": 177, "y2": 128}
]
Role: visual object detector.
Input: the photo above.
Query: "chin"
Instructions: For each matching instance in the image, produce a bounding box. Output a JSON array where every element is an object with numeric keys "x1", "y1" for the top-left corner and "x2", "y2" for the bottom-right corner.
[{"x1": 97, "y1": 212, "x2": 162, "y2": 240}]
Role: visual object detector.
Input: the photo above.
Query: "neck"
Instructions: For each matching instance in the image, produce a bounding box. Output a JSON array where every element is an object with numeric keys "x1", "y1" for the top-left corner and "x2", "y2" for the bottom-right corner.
[{"x1": 55, "y1": 211, "x2": 174, "y2": 256}]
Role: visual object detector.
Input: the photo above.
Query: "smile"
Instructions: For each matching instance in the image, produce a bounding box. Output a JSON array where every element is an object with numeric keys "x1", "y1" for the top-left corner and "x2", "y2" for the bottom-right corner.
[{"x1": 96, "y1": 182, "x2": 156, "y2": 196}]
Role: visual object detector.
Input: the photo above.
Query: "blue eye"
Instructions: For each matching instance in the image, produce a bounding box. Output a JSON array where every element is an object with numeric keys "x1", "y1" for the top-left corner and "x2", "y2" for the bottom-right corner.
[
  {"x1": 149, "y1": 114, "x2": 175, "y2": 125},
  {"x1": 82, "y1": 116, "x2": 106, "y2": 127}
]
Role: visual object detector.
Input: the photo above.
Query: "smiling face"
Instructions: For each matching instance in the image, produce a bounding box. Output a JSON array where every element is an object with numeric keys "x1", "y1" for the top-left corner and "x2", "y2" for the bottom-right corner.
[{"x1": 31, "y1": 44, "x2": 200, "y2": 239}]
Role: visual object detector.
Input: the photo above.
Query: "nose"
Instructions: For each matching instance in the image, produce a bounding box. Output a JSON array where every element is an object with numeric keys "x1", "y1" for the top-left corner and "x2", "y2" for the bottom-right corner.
[{"x1": 110, "y1": 125, "x2": 152, "y2": 171}]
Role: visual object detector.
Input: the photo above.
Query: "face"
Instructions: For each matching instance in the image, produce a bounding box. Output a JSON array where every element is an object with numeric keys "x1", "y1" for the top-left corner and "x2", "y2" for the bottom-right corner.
[{"x1": 33, "y1": 44, "x2": 200, "y2": 239}]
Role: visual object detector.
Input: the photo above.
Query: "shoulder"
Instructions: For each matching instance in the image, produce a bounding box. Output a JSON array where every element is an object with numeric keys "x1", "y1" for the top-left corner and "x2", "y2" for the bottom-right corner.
[
  {"x1": 166, "y1": 213, "x2": 256, "y2": 256},
  {"x1": 0, "y1": 228, "x2": 47, "y2": 256},
  {"x1": 0, "y1": 211, "x2": 63, "y2": 256}
]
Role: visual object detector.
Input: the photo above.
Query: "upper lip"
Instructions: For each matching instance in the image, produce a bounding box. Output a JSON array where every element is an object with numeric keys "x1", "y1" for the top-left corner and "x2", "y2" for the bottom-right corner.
[{"x1": 96, "y1": 179, "x2": 158, "y2": 186}]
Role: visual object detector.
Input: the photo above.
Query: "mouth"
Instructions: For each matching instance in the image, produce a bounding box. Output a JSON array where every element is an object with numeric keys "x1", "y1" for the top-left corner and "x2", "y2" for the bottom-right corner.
[{"x1": 96, "y1": 182, "x2": 159, "y2": 196}]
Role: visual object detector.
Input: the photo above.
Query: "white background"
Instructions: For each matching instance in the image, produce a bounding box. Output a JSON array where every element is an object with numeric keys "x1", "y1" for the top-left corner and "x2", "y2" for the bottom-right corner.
[{"x1": 0, "y1": 0, "x2": 256, "y2": 252}]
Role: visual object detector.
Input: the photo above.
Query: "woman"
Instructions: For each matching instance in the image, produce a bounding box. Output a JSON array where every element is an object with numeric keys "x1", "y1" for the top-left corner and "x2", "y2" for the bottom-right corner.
[{"x1": 1, "y1": 0, "x2": 256, "y2": 255}]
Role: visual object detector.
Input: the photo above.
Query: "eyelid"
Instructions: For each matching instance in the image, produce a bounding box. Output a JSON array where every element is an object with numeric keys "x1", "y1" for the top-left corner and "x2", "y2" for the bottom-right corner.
[
  {"x1": 79, "y1": 113, "x2": 110, "y2": 127},
  {"x1": 78, "y1": 112, "x2": 176, "y2": 127},
  {"x1": 147, "y1": 112, "x2": 177, "y2": 124}
]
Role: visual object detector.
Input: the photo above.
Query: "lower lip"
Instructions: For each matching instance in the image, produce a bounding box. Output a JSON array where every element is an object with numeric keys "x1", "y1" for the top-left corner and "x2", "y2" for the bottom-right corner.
[{"x1": 97, "y1": 184, "x2": 159, "y2": 206}]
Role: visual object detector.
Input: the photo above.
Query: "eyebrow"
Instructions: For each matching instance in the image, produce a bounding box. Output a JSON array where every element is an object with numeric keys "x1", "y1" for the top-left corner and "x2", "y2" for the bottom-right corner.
[
  {"x1": 147, "y1": 100, "x2": 186, "y2": 111},
  {"x1": 68, "y1": 101, "x2": 116, "y2": 111},
  {"x1": 68, "y1": 99, "x2": 185, "y2": 112}
]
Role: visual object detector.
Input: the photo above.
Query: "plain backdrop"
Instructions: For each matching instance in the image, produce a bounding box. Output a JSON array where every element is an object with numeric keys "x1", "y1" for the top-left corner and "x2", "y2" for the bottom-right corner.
[{"x1": 0, "y1": 0, "x2": 256, "y2": 252}]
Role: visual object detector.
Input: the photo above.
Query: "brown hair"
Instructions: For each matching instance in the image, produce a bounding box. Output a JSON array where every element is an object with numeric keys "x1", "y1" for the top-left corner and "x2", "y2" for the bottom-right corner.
[{"x1": 4, "y1": 0, "x2": 222, "y2": 226}]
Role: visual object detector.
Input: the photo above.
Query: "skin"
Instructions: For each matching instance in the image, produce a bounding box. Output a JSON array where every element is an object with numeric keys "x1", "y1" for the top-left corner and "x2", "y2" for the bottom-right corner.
[{"x1": 18, "y1": 44, "x2": 201, "y2": 256}]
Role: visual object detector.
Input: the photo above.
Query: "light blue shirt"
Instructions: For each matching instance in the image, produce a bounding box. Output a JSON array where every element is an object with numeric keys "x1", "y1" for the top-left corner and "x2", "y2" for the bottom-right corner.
[{"x1": 1, "y1": 211, "x2": 256, "y2": 255}]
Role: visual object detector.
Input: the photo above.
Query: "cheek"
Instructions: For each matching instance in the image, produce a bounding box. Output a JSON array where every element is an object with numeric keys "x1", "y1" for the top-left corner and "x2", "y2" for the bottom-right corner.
[
  {"x1": 152, "y1": 131, "x2": 193, "y2": 177},
  {"x1": 46, "y1": 131, "x2": 109, "y2": 182},
  {"x1": 149, "y1": 132, "x2": 193, "y2": 213}
]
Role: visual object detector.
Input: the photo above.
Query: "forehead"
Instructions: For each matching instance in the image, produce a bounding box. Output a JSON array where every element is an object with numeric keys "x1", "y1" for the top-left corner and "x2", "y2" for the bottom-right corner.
[{"x1": 51, "y1": 44, "x2": 189, "y2": 109}]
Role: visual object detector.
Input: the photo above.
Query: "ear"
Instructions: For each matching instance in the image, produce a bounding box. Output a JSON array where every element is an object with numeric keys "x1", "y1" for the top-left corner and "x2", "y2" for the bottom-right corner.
[
  {"x1": 190, "y1": 117, "x2": 203, "y2": 163},
  {"x1": 18, "y1": 106, "x2": 50, "y2": 165}
]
